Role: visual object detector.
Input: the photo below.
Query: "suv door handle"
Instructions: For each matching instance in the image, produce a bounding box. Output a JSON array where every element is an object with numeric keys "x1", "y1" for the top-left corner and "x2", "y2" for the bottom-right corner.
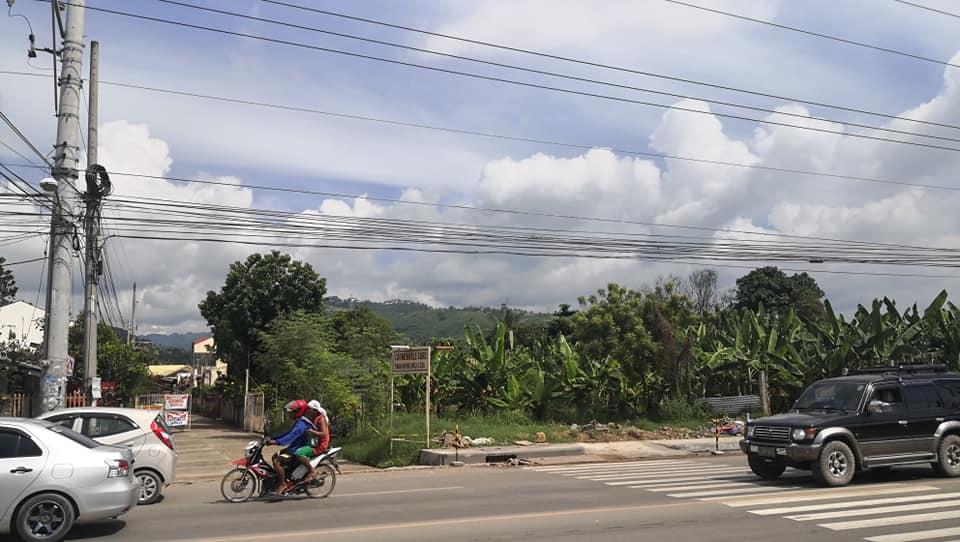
[
  {"x1": 899, "y1": 420, "x2": 909, "y2": 425},
  {"x1": 10, "y1": 467, "x2": 33, "y2": 474}
]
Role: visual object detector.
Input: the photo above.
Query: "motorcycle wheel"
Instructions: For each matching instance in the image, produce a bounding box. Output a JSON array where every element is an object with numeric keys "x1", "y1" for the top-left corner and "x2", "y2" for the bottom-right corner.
[
  {"x1": 221, "y1": 468, "x2": 258, "y2": 503},
  {"x1": 303, "y1": 465, "x2": 336, "y2": 499}
]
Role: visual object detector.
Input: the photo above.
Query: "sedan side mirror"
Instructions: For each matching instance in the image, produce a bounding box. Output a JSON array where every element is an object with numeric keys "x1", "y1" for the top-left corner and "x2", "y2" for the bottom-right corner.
[{"x1": 867, "y1": 400, "x2": 884, "y2": 415}]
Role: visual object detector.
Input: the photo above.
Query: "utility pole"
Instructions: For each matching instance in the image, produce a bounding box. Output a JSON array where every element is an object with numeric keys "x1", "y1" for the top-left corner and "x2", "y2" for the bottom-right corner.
[
  {"x1": 82, "y1": 40, "x2": 101, "y2": 407},
  {"x1": 129, "y1": 281, "x2": 137, "y2": 345},
  {"x1": 40, "y1": 0, "x2": 85, "y2": 414}
]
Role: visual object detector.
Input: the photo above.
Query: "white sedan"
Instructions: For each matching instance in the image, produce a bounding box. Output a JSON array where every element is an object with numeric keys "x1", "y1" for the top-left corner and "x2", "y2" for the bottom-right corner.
[
  {"x1": 37, "y1": 407, "x2": 177, "y2": 505},
  {"x1": 0, "y1": 418, "x2": 139, "y2": 542}
]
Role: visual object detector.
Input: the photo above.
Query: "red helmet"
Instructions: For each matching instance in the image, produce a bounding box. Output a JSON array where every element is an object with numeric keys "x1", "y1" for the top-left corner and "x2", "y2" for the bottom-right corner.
[{"x1": 283, "y1": 399, "x2": 308, "y2": 419}]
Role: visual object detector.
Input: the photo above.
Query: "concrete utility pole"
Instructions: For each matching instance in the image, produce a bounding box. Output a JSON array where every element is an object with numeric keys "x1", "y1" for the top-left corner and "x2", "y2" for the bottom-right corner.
[
  {"x1": 40, "y1": 0, "x2": 85, "y2": 414},
  {"x1": 82, "y1": 40, "x2": 100, "y2": 407}
]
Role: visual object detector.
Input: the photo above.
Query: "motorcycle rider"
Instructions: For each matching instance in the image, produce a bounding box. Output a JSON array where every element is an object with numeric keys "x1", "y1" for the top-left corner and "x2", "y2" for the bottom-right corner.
[
  {"x1": 292, "y1": 400, "x2": 330, "y2": 481},
  {"x1": 267, "y1": 399, "x2": 316, "y2": 495}
]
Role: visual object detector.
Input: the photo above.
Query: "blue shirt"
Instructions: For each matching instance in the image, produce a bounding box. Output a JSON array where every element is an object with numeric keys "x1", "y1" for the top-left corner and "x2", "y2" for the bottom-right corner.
[{"x1": 273, "y1": 418, "x2": 316, "y2": 452}]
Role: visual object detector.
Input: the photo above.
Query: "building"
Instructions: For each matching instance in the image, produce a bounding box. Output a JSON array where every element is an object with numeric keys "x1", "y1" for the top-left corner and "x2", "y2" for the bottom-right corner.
[
  {"x1": 0, "y1": 301, "x2": 45, "y2": 351},
  {"x1": 192, "y1": 336, "x2": 216, "y2": 366}
]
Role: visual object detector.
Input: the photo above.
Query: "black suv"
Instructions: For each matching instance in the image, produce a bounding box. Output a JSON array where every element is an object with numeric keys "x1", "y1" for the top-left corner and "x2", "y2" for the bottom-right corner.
[{"x1": 740, "y1": 364, "x2": 960, "y2": 487}]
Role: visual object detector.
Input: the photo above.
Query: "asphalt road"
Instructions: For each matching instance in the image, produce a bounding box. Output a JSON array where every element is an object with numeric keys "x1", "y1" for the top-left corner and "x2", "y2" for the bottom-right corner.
[{"x1": 8, "y1": 455, "x2": 960, "y2": 542}]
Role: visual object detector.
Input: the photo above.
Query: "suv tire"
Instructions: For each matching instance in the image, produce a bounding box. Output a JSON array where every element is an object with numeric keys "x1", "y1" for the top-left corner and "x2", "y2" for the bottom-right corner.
[
  {"x1": 748, "y1": 454, "x2": 786, "y2": 479},
  {"x1": 933, "y1": 434, "x2": 960, "y2": 477},
  {"x1": 812, "y1": 440, "x2": 856, "y2": 487}
]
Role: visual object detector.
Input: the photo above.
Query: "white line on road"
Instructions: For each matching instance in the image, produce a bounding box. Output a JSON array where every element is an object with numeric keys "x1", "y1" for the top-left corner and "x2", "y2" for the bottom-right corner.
[
  {"x1": 587, "y1": 467, "x2": 747, "y2": 481},
  {"x1": 749, "y1": 491, "x2": 960, "y2": 515},
  {"x1": 786, "y1": 499, "x2": 960, "y2": 521},
  {"x1": 820, "y1": 509, "x2": 960, "y2": 531},
  {"x1": 671, "y1": 485, "x2": 800, "y2": 498},
  {"x1": 619, "y1": 474, "x2": 757, "y2": 487},
  {"x1": 334, "y1": 486, "x2": 465, "y2": 498},
  {"x1": 531, "y1": 460, "x2": 694, "y2": 473},
  {"x1": 571, "y1": 465, "x2": 745, "y2": 477},
  {"x1": 866, "y1": 527, "x2": 960, "y2": 542},
  {"x1": 648, "y1": 481, "x2": 760, "y2": 492},
  {"x1": 719, "y1": 484, "x2": 934, "y2": 506}
]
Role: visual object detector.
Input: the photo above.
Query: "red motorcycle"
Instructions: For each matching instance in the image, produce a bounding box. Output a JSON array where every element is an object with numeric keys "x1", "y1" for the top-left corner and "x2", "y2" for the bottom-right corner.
[{"x1": 220, "y1": 436, "x2": 341, "y2": 502}]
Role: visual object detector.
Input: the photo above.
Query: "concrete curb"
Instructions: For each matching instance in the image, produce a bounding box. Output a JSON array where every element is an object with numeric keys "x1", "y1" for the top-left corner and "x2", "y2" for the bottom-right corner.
[{"x1": 419, "y1": 443, "x2": 586, "y2": 466}]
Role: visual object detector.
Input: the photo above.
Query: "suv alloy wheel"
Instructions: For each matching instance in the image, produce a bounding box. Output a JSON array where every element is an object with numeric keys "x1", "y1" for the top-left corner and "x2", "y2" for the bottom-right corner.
[
  {"x1": 812, "y1": 440, "x2": 856, "y2": 486},
  {"x1": 933, "y1": 434, "x2": 960, "y2": 477}
]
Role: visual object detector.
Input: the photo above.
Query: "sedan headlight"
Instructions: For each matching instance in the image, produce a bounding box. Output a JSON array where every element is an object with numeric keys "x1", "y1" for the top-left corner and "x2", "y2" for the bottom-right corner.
[{"x1": 791, "y1": 427, "x2": 817, "y2": 441}]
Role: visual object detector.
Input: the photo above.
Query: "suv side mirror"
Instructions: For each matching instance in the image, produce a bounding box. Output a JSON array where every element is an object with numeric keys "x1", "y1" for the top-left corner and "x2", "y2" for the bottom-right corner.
[{"x1": 867, "y1": 400, "x2": 884, "y2": 415}]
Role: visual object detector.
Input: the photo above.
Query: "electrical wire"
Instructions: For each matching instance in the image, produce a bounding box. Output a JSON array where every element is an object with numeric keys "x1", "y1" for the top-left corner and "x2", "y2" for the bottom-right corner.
[
  {"x1": 893, "y1": 0, "x2": 960, "y2": 19},
  {"x1": 261, "y1": 0, "x2": 960, "y2": 133},
  {"x1": 4, "y1": 74, "x2": 960, "y2": 193},
  {"x1": 46, "y1": 1, "x2": 960, "y2": 153},
  {"x1": 0, "y1": 110, "x2": 51, "y2": 166},
  {"x1": 662, "y1": 0, "x2": 960, "y2": 70},
  {"x1": 156, "y1": 0, "x2": 960, "y2": 146}
]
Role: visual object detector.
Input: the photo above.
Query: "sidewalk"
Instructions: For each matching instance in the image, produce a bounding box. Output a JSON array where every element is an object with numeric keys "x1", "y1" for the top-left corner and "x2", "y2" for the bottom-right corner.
[
  {"x1": 171, "y1": 415, "x2": 375, "y2": 483},
  {"x1": 419, "y1": 436, "x2": 743, "y2": 466}
]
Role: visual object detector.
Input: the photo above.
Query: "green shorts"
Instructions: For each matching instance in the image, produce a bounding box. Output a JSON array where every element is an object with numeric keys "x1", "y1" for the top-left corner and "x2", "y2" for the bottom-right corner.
[{"x1": 294, "y1": 446, "x2": 314, "y2": 458}]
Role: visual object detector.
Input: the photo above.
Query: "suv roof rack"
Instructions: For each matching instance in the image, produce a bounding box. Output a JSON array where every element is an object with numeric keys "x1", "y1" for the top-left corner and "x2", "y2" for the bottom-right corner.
[{"x1": 848, "y1": 363, "x2": 949, "y2": 376}]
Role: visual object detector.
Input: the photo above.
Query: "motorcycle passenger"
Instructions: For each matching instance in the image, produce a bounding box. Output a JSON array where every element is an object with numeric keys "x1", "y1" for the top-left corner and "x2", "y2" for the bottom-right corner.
[
  {"x1": 267, "y1": 399, "x2": 316, "y2": 494},
  {"x1": 293, "y1": 400, "x2": 330, "y2": 481}
]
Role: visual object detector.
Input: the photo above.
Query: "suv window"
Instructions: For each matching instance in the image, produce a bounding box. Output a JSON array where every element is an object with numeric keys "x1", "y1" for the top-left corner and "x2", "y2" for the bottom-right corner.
[
  {"x1": 904, "y1": 383, "x2": 943, "y2": 410},
  {"x1": 936, "y1": 380, "x2": 960, "y2": 410},
  {"x1": 868, "y1": 385, "x2": 905, "y2": 414},
  {"x1": 0, "y1": 430, "x2": 42, "y2": 458},
  {"x1": 82, "y1": 416, "x2": 137, "y2": 438},
  {"x1": 794, "y1": 381, "x2": 866, "y2": 412}
]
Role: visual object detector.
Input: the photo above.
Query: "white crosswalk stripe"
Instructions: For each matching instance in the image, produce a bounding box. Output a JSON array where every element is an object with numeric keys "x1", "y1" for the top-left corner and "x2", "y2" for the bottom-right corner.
[{"x1": 529, "y1": 459, "x2": 960, "y2": 541}]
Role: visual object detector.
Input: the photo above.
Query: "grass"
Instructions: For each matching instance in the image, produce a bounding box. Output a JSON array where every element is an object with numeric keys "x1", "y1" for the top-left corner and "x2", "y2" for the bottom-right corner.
[
  {"x1": 340, "y1": 411, "x2": 722, "y2": 467},
  {"x1": 341, "y1": 412, "x2": 575, "y2": 468}
]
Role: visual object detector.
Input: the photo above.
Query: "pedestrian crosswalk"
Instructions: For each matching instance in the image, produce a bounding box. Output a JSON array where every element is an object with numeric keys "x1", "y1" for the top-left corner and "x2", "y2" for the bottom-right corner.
[{"x1": 529, "y1": 459, "x2": 960, "y2": 542}]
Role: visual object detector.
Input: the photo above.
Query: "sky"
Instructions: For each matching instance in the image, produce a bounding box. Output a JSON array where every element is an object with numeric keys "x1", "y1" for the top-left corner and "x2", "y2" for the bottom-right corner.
[{"x1": 3, "y1": 0, "x2": 960, "y2": 334}]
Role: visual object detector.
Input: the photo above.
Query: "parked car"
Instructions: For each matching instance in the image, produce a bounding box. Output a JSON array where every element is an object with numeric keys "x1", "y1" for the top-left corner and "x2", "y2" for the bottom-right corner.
[
  {"x1": 741, "y1": 363, "x2": 960, "y2": 486},
  {"x1": 0, "y1": 417, "x2": 139, "y2": 542},
  {"x1": 36, "y1": 407, "x2": 177, "y2": 505}
]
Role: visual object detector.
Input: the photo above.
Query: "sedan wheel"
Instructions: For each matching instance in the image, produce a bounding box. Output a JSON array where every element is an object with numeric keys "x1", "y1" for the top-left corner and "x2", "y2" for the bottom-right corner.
[
  {"x1": 15, "y1": 493, "x2": 75, "y2": 542},
  {"x1": 136, "y1": 470, "x2": 163, "y2": 505}
]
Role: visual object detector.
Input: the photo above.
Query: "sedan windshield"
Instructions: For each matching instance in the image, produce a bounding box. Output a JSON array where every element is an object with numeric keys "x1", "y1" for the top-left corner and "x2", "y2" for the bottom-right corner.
[{"x1": 794, "y1": 381, "x2": 866, "y2": 412}]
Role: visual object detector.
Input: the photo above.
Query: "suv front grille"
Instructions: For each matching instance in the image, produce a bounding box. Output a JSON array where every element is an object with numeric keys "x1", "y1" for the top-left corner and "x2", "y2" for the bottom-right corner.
[{"x1": 753, "y1": 425, "x2": 790, "y2": 442}]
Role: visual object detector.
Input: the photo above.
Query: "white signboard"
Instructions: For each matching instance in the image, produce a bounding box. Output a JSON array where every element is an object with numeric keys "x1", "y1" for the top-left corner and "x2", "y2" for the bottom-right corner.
[
  {"x1": 91, "y1": 377, "x2": 102, "y2": 399},
  {"x1": 391, "y1": 347, "x2": 431, "y2": 374},
  {"x1": 164, "y1": 394, "x2": 190, "y2": 410}
]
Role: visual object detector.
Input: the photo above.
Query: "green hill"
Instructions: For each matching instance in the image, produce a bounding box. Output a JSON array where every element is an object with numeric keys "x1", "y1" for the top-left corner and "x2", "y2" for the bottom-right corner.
[{"x1": 326, "y1": 297, "x2": 552, "y2": 344}]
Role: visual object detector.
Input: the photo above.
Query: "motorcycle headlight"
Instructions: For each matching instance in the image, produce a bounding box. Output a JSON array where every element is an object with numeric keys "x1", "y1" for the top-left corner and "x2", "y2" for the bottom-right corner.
[{"x1": 792, "y1": 428, "x2": 817, "y2": 441}]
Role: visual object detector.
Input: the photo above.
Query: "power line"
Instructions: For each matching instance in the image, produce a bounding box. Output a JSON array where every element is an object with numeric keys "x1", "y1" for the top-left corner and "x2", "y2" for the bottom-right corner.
[
  {"x1": 157, "y1": 0, "x2": 960, "y2": 146},
  {"x1": 0, "y1": 110, "x2": 52, "y2": 166},
  {"x1": 48, "y1": 1, "x2": 960, "y2": 153},
  {"x1": 662, "y1": 0, "x2": 960, "y2": 70},
  {"x1": 2, "y1": 82, "x2": 959, "y2": 194},
  {"x1": 3, "y1": 256, "x2": 47, "y2": 266},
  {"x1": 6, "y1": 161, "x2": 957, "y2": 250},
  {"x1": 261, "y1": 0, "x2": 960, "y2": 133},
  {"x1": 893, "y1": 0, "x2": 960, "y2": 19}
]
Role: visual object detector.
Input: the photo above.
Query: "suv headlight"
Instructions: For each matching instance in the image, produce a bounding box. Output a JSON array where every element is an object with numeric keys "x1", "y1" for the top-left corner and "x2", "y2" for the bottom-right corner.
[
  {"x1": 791, "y1": 428, "x2": 817, "y2": 441},
  {"x1": 746, "y1": 425, "x2": 755, "y2": 438}
]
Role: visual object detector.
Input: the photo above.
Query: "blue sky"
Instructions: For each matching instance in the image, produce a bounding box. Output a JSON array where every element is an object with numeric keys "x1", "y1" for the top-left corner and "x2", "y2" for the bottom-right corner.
[{"x1": 3, "y1": 0, "x2": 960, "y2": 332}]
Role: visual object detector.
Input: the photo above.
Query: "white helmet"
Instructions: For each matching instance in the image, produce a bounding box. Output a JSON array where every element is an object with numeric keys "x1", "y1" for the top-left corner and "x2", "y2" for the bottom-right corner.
[{"x1": 308, "y1": 400, "x2": 326, "y2": 418}]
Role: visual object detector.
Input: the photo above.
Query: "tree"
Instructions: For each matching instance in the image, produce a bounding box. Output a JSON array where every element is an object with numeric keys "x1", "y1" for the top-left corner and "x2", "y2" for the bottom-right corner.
[
  {"x1": 198, "y1": 251, "x2": 326, "y2": 383},
  {"x1": 733, "y1": 266, "x2": 825, "y2": 321},
  {"x1": 0, "y1": 257, "x2": 18, "y2": 305},
  {"x1": 257, "y1": 312, "x2": 361, "y2": 436},
  {"x1": 330, "y1": 307, "x2": 398, "y2": 363},
  {"x1": 685, "y1": 269, "x2": 718, "y2": 315},
  {"x1": 68, "y1": 317, "x2": 151, "y2": 405}
]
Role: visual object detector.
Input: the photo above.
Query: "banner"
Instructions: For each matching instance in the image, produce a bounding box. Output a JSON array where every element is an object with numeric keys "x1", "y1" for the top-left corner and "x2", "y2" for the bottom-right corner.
[
  {"x1": 164, "y1": 410, "x2": 190, "y2": 428},
  {"x1": 164, "y1": 394, "x2": 190, "y2": 410}
]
